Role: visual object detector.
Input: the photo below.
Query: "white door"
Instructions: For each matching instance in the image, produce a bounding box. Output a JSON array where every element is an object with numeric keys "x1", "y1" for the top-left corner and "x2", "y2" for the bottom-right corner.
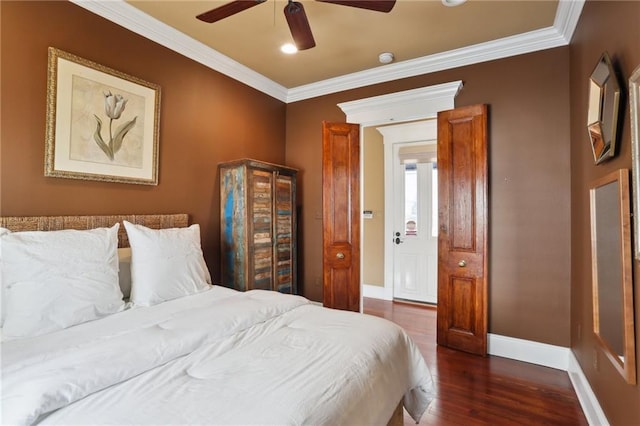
[{"x1": 391, "y1": 143, "x2": 438, "y2": 303}]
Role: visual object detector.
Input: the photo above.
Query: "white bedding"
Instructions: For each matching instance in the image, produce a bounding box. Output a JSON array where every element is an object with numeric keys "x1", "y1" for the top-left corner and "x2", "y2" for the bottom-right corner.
[{"x1": 2, "y1": 286, "x2": 434, "y2": 425}]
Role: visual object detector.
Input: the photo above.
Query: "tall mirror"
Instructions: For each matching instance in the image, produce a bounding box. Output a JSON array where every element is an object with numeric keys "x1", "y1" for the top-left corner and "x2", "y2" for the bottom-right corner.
[{"x1": 590, "y1": 169, "x2": 636, "y2": 384}]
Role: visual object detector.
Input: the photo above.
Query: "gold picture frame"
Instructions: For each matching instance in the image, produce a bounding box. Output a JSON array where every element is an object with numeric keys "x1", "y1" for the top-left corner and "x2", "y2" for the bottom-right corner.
[{"x1": 45, "y1": 47, "x2": 161, "y2": 185}]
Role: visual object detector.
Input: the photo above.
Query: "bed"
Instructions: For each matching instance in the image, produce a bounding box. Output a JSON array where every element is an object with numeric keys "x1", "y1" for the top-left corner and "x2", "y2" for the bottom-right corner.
[{"x1": 1, "y1": 214, "x2": 434, "y2": 425}]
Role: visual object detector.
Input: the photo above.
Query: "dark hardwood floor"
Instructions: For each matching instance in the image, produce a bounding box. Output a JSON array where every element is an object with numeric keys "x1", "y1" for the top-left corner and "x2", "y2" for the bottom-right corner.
[{"x1": 363, "y1": 298, "x2": 588, "y2": 426}]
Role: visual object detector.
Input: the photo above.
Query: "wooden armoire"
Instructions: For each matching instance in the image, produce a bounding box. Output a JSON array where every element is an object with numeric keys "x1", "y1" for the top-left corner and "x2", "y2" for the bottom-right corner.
[{"x1": 219, "y1": 159, "x2": 297, "y2": 294}]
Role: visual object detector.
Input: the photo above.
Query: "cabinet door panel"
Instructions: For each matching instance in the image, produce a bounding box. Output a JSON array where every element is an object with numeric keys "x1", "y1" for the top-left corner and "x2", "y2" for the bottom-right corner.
[
  {"x1": 274, "y1": 174, "x2": 295, "y2": 293},
  {"x1": 220, "y1": 165, "x2": 248, "y2": 290},
  {"x1": 250, "y1": 169, "x2": 275, "y2": 290}
]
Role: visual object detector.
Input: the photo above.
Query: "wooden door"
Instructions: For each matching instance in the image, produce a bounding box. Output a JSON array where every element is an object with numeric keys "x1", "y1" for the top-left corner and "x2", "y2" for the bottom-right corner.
[
  {"x1": 436, "y1": 104, "x2": 488, "y2": 356},
  {"x1": 322, "y1": 122, "x2": 360, "y2": 311}
]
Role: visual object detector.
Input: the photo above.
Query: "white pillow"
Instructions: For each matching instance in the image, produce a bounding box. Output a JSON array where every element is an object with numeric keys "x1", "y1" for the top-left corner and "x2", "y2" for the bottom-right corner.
[
  {"x1": 1, "y1": 224, "x2": 124, "y2": 340},
  {"x1": 123, "y1": 221, "x2": 211, "y2": 306}
]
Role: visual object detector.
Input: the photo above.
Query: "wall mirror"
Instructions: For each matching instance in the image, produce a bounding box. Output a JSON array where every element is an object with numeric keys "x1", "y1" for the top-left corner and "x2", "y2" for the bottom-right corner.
[
  {"x1": 587, "y1": 52, "x2": 622, "y2": 164},
  {"x1": 590, "y1": 169, "x2": 636, "y2": 384}
]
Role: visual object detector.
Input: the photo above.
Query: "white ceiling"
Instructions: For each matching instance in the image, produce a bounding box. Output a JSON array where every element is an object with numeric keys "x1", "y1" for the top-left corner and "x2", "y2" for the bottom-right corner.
[{"x1": 72, "y1": 0, "x2": 585, "y2": 103}]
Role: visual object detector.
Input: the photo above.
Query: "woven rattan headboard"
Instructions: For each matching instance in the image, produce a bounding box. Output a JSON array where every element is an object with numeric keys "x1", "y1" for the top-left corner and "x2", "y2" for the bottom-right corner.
[{"x1": 0, "y1": 214, "x2": 189, "y2": 248}]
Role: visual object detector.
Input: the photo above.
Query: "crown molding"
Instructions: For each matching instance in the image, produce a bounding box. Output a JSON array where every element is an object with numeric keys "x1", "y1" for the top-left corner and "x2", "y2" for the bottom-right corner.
[
  {"x1": 72, "y1": 0, "x2": 584, "y2": 104},
  {"x1": 287, "y1": 0, "x2": 585, "y2": 102},
  {"x1": 287, "y1": 26, "x2": 564, "y2": 103},
  {"x1": 70, "y1": 0, "x2": 289, "y2": 102},
  {"x1": 554, "y1": 0, "x2": 586, "y2": 43}
]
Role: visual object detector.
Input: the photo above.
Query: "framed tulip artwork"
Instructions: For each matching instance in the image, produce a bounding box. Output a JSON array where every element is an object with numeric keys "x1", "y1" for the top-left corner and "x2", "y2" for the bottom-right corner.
[{"x1": 45, "y1": 47, "x2": 160, "y2": 185}]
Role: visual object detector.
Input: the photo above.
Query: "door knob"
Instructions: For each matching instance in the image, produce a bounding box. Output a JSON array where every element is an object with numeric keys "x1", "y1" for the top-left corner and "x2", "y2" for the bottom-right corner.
[
  {"x1": 336, "y1": 252, "x2": 345, "y2": 259},
  {"x1": 458, "y1": 260, "x2": 467, "y2": 267},
  {"x1": 395, "y1": 237, "x2": 403, "y2": 245}
]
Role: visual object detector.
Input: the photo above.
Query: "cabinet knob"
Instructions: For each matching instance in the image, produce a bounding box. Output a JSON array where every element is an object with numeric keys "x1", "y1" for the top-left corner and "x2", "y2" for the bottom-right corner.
[
  {"x1": 336, "y1": 252, "x2": 345, "y2": 259},
  {"x1": 458, "y1": 260, "x2": 467, "y2": 268}
]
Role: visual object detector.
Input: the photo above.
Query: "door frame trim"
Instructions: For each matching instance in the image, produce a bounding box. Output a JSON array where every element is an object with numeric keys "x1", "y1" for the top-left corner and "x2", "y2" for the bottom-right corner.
[{"x1": 337, "y1": 81, "x2": 463, "y2": 311}]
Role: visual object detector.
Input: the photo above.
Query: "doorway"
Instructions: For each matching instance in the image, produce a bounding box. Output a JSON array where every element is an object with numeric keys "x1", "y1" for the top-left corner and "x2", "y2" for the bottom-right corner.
[
  {"x1": 336, "y1": 81, "x2": 463, "y2": 309},
  {"x1": 359, "y1": 118, "x2": 442, "y2": 304},
  {"x1": 337, "y1": 85, "x2": 488, "y2": 356},
  {"x1": 376, "y1": 121, "x2": 439, "y2": 304},
  {"x1": 391, "y1": 144, "x2": 438, "y2": 303}
]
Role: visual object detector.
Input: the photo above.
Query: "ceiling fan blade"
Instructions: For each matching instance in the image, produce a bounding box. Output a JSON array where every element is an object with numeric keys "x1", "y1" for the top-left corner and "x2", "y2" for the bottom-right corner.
[
  {"x1": 316, "y1": 0, "x2": 396, "y2": 13},
  {"x1": 284, "y1": 2, "x2": 316, "y2": 50},
  {"x1": 197, "y1": 0, "x2": 266, "y2": 23}
]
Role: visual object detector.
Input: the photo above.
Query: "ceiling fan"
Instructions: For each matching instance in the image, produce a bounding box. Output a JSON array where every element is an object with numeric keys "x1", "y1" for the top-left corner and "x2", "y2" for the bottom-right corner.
[{"x1": 196, "y1": 0, "x2": 396, "y2": 51}]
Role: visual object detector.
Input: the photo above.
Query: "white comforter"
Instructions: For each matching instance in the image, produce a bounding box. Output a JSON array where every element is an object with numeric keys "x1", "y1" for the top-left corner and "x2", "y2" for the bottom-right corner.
[{"x1": 2, "y1": 287, "x2": 434, "y2": 425}]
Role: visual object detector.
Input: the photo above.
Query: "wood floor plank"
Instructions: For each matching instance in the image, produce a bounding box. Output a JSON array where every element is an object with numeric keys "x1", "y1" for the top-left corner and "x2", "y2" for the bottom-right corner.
[{"x1": 363, "y1": 298, "x2": 587, "y2": 426}]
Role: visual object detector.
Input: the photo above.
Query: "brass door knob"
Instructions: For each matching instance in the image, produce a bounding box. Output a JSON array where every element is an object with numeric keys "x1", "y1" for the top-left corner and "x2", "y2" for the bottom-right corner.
[
  {"x1": 336, "y1": 252, "x2": 345, "y2": 259},
  {"x1": 458, "y1": 260, "x2": 467, "y2": 267}
]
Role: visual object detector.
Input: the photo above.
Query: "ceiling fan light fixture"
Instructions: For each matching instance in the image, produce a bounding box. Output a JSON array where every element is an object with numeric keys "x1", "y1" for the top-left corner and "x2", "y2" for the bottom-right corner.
[{"x1": 281, "y1": 43, "x2": 298, "y2": 54}]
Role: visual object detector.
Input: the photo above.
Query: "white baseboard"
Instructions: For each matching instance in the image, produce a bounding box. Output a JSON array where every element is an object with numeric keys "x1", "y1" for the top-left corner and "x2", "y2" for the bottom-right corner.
[
  {"x1": 568, "y1": 350, "x2": 610, "y2": 426},
  {"x1": 362, "y1": 284, "x2": 393, "y2": 300},
  {"x1": 488, "y1": 333, "x2": 570, "y2": 370}
]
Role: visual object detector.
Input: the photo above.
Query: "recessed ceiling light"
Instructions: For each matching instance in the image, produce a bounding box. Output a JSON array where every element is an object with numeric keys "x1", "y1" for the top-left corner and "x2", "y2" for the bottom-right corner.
[{"x1": 281, "y1": 43, "x2": 298, "y2": 54}]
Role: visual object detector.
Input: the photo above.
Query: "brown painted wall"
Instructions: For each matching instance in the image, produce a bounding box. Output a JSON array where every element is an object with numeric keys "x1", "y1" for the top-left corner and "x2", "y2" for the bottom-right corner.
[
  {"x1": 362, "y1": 127, "x2": 385, "y2": 288},
  {"x1": 0, "y1": 1, "x2": 286, "y2": 280},
  {"x1": 286, "y1": 47, "x2": 572, "y2": 347},
  {"x1": 569, "y1": 1, "x2": 640, "y2": 424}
]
